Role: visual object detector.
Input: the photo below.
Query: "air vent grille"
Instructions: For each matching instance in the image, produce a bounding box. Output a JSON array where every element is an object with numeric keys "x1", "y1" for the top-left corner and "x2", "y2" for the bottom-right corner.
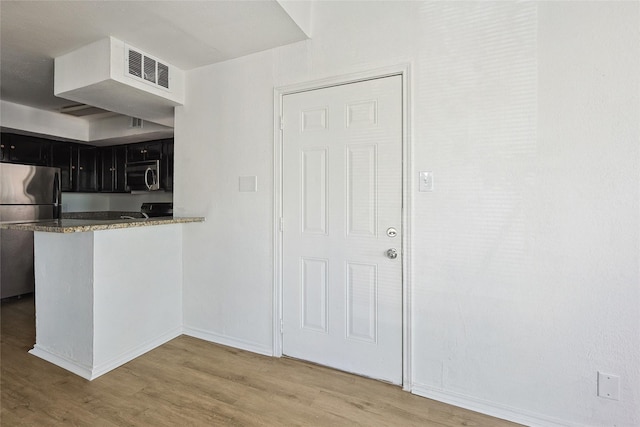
[
  {"x1": 130, "y1": 117, "x2": 144, "y2": 129},
  {"x1": 143, "y1": 56, "x2": 156, "y2": 83},
  {"x1": 128, "y1": 49, "x2": 142, "y2": 78},
  {"x1": 157, "y1": 63, "x2": 169, "y2": 89},
  {"x1": 126, "y1": 46, "x2": 170, "y2": 91}
]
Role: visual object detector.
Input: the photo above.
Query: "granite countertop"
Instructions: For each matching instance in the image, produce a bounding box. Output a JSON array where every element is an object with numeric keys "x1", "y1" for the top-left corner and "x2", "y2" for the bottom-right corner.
[{"x1": 0, "y1": 216, "x2": 205, "y2": 233}]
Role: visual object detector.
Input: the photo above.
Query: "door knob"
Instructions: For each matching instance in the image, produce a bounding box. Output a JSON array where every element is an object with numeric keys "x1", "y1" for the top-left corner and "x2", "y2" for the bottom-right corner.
[{"x1": 386, "y1": 248, "x2": 398, "y2": 259}]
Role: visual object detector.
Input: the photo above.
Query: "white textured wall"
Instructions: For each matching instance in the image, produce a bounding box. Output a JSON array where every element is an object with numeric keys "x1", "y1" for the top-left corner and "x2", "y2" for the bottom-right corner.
[
  {"x1": 33, "y1": 226, "x2": 183, "y2": 379},
  {"x1": 176, "y1": 51, "x2": 276, "y2": 354},
  {"x1": 93, "y1": 226, "x2": 183, "y2": 368},
  {"x1": 175, "y1": 2, "x2": 640, "y2": 426},
  {"x1": 33, "y1": 232, "x2": 95, "y2": 369}
]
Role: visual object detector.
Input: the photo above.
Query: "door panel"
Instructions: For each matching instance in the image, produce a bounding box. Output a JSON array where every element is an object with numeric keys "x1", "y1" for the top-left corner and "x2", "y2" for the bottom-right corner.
[
  {"x1": 301, "y1": 257, "x2": 329, "y2": 332},
  {"x1": 282, "y1": 75, "x2": 402, "y2": 384},
  {"x1": 346, "y1": 262, "x2": 377, "y2": 342},
  {"x1": 301, "y1": 148, "x2": 328, "y2": 235},
  {"x1": 347, "y1": 144, "x2": 377, "y2": 237}
]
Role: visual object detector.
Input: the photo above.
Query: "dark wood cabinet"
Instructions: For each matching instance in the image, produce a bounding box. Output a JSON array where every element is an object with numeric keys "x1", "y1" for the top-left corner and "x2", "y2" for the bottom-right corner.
[
  {"x1": 162, "y1": 139, "x2": 174, "y2": 191},
  {"x1": 1, "y1": 133, "x2": 173, "y2": 194},
  {"x1": 127, "y1": 141, "x2": 163, "y2": 163},
  {"x1": 99, "y1": 146, "x2": 127, "y2": 192},
  {"x1": 50, "y1": 142, "x2": 98, "y2": 192},
  {"x1": 76, "y1": 146, "x2": 98, "y2": 192},
  {"x1": 50, "y1": 142, "x2": 75, "y2": 191},
  {"x1": 0, "y1": 134, "x2": 9, "y2": 162},
  {"x1": 126, "y1": 143, "x2": 145, "y2": 163},
  {"x1": 1, "y1": 133, "x2": 49, "y2": 166},
  {"x1": 145, "y1": 142, "x2": 163, "y2": 161}
]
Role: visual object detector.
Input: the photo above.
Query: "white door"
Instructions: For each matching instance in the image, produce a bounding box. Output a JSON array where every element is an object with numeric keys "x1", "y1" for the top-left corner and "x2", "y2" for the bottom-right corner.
[{"x1": 282, "y1": 75, "x2": 403, "y2": 384}]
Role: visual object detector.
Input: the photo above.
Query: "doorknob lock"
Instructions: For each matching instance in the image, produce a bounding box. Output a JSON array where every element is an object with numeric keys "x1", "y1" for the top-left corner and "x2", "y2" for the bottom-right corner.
[{"x1": 386, "y1": 248, "x2": 398, "y2": 259}]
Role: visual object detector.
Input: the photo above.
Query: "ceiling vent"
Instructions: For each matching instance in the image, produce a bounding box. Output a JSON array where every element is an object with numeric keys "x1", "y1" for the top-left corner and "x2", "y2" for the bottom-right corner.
[
  {"x1": 130, "y1": 117, "x2": 144, "y2": 129},
  {"x1": 125, "y1": 45, "x2": 170, "y2": 91},
  {"x1": 60, "y1": 104, "x2": 113, "y2": 117}
]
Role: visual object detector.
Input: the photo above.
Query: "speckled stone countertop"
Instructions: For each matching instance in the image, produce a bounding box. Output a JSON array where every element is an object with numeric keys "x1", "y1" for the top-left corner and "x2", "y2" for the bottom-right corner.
[{"x1": 0, "y1": 216, "x2": 204, "y2": 233}]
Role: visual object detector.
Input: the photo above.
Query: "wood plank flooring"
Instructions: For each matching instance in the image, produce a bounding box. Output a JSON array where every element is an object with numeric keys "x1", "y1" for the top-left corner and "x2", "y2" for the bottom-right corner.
[{"x1": 1, "y1": 295, "x2": 521, "y2": 426}]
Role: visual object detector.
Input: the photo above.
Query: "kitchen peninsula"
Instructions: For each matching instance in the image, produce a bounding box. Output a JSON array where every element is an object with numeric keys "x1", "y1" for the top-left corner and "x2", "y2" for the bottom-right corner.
[{"x1": 0, "y1": 216, "x2": 203, "y2": 380}]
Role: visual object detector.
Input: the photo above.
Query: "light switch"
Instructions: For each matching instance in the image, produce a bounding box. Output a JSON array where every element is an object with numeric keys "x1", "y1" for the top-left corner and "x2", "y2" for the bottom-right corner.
[
  {"x1": 419, "y1": 171, "x2": 433, "y2": 192},
  {"x1": 239, "y1": 176, "x2": 257, "y2": 192}
]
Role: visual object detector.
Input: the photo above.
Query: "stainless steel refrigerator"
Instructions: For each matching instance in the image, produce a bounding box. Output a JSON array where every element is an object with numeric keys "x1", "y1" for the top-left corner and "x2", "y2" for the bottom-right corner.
[{"x1": 0, "y1": 163, "x2": 61, "y2": 298}]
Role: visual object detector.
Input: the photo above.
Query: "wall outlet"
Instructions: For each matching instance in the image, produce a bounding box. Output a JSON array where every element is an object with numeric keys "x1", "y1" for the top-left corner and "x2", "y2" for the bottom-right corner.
[{"x1": 597, "y1": 372, "x2": 620, "y2": 400}]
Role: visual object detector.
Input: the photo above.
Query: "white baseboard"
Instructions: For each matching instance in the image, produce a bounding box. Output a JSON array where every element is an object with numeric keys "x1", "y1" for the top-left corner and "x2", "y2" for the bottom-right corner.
[
  {"x1": 183, "y1": 325, "x2": 273, "y2": 357},
  {"x1": 30, "y1": 327, "x2": 183, "y2": 381},
  {"x1": 29, "y1": 345, "x2": 94, "y2": 380},
  {"x1": 90, "y1": 327, "x2": 183, "y2": 380},
  {"x1": 411, "y1": 383, "x2": 575, "y2": 427}
]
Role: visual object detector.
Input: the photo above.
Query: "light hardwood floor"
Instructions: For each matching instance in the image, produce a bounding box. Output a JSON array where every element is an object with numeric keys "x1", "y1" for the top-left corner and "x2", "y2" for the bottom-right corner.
[{"x1": 1, "y1": 295, "x2": 520, "y2": 426}]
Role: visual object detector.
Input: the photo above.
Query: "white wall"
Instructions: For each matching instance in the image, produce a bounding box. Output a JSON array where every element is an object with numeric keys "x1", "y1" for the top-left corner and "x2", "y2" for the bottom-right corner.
[
  {"x1": 176, "y1": 50, "x2": 277, "y2": 355},
  {"x1": 93, "y1": 225, "x2": 183, "y2": 371},
  {"x1": 32, "y1": 226, "x2": 183, "y2": 380},
  {"x1": 175, "y1": 2, "x2": 640, "y2": 426}
]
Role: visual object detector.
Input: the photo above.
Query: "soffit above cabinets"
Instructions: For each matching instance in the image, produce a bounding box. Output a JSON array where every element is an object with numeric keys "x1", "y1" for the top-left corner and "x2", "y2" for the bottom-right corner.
[{"x1": 0, "y1": 0, "x2": 310, "y2": 125}]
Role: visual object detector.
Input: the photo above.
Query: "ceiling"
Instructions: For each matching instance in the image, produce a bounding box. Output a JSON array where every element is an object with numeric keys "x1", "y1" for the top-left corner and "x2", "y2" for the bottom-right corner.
[{"x1": 0, "y1": 1, "x2": 308, "y2": 121}]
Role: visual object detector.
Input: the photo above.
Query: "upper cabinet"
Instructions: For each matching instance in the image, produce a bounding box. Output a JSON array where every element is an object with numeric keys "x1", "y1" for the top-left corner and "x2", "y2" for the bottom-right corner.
[
  {"x1": 0, "y1": 134, "x2": 49, "y2": 166},
  {"x1": 49, "y1": 142, "x2": 99, "y2": 192},
  {"x1": 50, "y1": 142, "x2": 75, "y2": 191},
  {"x1": 99, "y1": 145, "x2": 127, "y2": 193},
  {"x1": 75, "y1": 146, "x2": 99, "y2": 192},
  {"x1": 127, "y1": 141, "x2": 163, "y2": 163},
  {"x1": 162, "y1": 139, "x2": 174, "y2": 192},
  {"x1": 2, "y1": 133, "x2": 173, "y2": 194}
]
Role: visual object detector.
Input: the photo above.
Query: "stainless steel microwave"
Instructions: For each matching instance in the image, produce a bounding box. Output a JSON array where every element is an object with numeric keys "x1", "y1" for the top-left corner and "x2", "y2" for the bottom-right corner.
[{"x1": 125, "y1": 160, "x2": 160, "y2": 191}]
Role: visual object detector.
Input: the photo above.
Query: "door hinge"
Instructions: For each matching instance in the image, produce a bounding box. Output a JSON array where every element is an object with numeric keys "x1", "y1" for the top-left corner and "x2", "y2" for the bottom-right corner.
[
  {"x1": 279, "y1": 116, "x2": 284, "y2": 130},
  {"x1": 279, "y1": 217, "x2": 284, "y2": 232},
  {"x1": 280, "y1": 318, "x2": 284, "y2": 334}
]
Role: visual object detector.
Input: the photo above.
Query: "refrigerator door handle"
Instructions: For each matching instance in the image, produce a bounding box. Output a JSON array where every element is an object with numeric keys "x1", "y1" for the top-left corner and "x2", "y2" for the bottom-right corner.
[{"x1": 53, "y1": 171, "x2": 61, "y2": 218}]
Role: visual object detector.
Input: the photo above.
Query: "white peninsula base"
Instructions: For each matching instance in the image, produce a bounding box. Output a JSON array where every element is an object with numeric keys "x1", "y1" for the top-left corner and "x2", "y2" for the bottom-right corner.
[{"x1": 30, "y1": 224, "x2": 184, "y2": 380}]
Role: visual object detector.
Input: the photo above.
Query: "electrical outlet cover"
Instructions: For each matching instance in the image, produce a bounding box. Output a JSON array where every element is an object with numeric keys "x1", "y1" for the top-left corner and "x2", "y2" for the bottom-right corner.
[
  {"x1": 239, "y1": 176, "x2": 258, "y2": 192},
  {"x1": 597, "y1": 372, "x2": 620, "y2": 400}
]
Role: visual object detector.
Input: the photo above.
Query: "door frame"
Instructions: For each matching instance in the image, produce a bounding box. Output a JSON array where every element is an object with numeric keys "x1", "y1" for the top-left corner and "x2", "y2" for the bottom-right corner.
[{"x1": 273, "y1": 64, "x2": 413, "y2": 390}]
